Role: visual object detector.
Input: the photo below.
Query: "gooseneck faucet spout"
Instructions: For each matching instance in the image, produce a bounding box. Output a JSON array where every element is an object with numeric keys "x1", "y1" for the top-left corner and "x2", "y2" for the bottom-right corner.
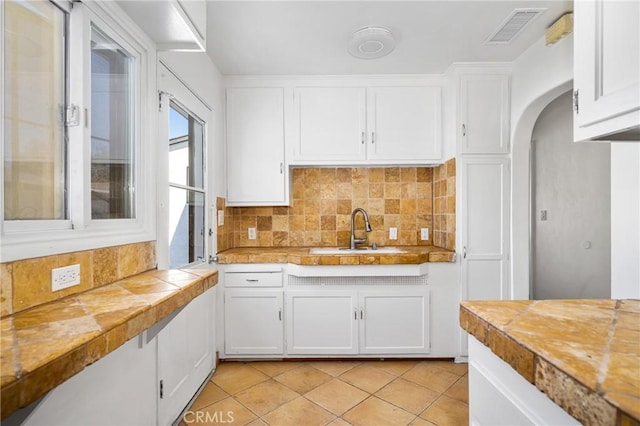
[{"x1": 350, "y1": 208, "x2": 372, "y2": 249}]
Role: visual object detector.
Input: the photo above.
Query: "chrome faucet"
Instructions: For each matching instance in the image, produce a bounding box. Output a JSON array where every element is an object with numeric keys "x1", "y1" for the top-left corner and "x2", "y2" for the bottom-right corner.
[{"x1": 350, "y1": 208, "x2": 372, "y2": 249}]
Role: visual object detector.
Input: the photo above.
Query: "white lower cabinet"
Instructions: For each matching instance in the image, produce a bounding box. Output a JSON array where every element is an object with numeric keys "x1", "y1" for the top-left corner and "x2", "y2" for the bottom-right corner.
[
  {"x1": 3, "y1": 336, "x2": 157, "y2": 426},
  {"x1": 285, "y1": 288, "x2": 430, "y2": 356},
  {"x1": 156, "y1": 287, "x2": 216, "y2": 426},
  {"x1": 286, "y1": 290, "x2": 359, "y2": 355},
  {"x1": 224, "y1": 288, "x2": 284, "y2": 355},
  {"x1": 359, "y1": 290, "x2": 430, "y2": 354}
]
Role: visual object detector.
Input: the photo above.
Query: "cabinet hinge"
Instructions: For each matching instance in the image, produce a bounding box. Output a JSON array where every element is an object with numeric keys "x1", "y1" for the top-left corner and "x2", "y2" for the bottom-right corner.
[
  {"x1": 573, "y1": 89, "x2": 579, "y2": 114},
  {"x1": 159, "y1": 379, "x2": 164, "y2": 399}
]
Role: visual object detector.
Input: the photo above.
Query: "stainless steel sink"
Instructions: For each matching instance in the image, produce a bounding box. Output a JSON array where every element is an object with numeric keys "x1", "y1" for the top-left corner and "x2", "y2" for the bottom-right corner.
[{"x1": 309, "y1": 247, "x2": 406, "y2": 255}]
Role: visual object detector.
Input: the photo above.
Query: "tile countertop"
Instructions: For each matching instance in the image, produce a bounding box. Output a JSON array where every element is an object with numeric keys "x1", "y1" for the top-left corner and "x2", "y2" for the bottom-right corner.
[
  {"x1": 217, "y1": 246, "x2": 455, "y2": 265},
  {"x1": 0, "y1": 268, "x2": 218, "y2": 420},
  {"x1": 460, "y1": 299, "x2": 640, "y2": 425}
]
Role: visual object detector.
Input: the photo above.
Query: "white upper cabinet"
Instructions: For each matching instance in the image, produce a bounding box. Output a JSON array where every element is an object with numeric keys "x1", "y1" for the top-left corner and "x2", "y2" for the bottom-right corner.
[
  {"x1": 226, "y1": 87, "x2": 288, "y2": 206},
  {"x1": 367, "y1": 87, "x2": 442, "y2": 161},
  {"x1": 458, "y1": 73, "x2": 510, "y2": 154},
  {"x1": 294, "y1": 87, "x2": 366, "y2": 162},
  {"x1": 573, "y1": 0, "x2": 640, "y2": 142},
  {"x1": 292, "y1": 85, "x2": 442, "y2": 165}
]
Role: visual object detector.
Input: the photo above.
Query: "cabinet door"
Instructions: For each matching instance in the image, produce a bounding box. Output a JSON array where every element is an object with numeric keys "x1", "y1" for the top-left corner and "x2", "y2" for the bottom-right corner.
[
  {"x1": 573, "y1": 0, "x2": 640, "y2": 139},
  {"x1": 226, "y1": 87, "x2": 287, "y2": 205},
  {"x1": 157, "y1": 288, "x2": 215, "y2": 425},
  {"x1": 367, "y1": 87, "x2": 442, "y2": 161},
  {"x1": 294, "y1": 87, "x2": 366, "y2": 162},
  {"x1": 459, "y1": 157, "x2": 510, "y2": 302},
  {"x1": 459, "y1": 74, "x2": 510, "y2": 154},
  {"x1": 286, "y1": 290, "x2": 358, "y2": 355},
  {"x1": 224, "y1": 288, "x2": 284, "y2": 355},
  {"x1": 358, "y1": 289, "x2": 430, "y2": 354}
]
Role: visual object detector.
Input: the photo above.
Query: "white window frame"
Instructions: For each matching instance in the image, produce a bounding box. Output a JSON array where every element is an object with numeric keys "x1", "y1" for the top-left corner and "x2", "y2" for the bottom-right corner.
[
  {"x1": 0, "y1": 0, "x2": 157, "y2": 262},
  {"x1": 157, "y1": 61, "x2": 211, "y2": 270}
]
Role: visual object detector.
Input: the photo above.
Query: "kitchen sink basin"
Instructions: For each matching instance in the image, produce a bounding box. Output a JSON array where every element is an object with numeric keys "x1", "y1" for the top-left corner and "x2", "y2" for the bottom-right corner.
[{"x1": 309, "y1": 247, "x2": 406, "y2": 255}]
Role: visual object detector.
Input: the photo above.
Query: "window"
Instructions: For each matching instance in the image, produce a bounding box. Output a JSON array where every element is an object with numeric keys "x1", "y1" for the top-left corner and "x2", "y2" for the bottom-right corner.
[
  {"x1": 3, "y1": 0, "x2": 68, "y2": 221},
  {"x1": 168, "y1": 102, "x2": 205, "y2": 268},
  {"x1": 90, "y1": 25, "x2": 135, "y2": 219},
  {"x1": 1, "y1": 1, "x2": 155, "y2": 262}
]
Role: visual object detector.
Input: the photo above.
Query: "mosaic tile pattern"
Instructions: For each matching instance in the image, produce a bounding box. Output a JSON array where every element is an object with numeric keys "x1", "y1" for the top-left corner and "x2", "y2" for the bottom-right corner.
[
  {"x1": 227, "y1": 166, "x2": 445, "y2": 249},
  {"x1": 0, "y1": 268, "x2": 218, "y2": 419},
  {"x1": 181, "y1": 359, "x2": 468, "y2": 426},
  {"x1": 432, "y1": 158, "x2": 456, "y2": 250},
  {"x1": 216, "y1": 197, "x2": 236, "y2": 253},
  {"x1": 460, "y1": 299, "x2": 640, "y2": 425},
  {"x1": 0, "y1": 241, "x2": 157, "y2": 316}
]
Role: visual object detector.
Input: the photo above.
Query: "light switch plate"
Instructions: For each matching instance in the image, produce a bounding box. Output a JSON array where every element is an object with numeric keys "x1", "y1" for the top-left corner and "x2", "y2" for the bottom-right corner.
[
  {"x1": 248, "y1": 227, "x2": 257, "y2": 240},
  {"x1": 389, "y1": 227, "x2": 398, "y2": 240},
  {"x1": 217, "y1": 210, "x2": 224, "y2": 226},
  {"x1": 421, "y1": 228, "x2": 429, "y2": 240}
]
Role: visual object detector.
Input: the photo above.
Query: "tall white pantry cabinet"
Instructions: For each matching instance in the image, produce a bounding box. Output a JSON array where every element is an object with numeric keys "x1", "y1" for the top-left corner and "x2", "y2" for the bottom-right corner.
[{"x1": 454, "y1": 67, "x2": 512, "y2": 357}]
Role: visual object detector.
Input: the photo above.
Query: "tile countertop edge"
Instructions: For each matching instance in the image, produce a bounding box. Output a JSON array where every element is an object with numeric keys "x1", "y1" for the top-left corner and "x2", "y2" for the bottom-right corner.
[
  {"x1": 216, "y1": 246, "x2": 456, "y2": 264},
  {"x1": 459, "y1": 300, "x2": 640, "y2": 426},
  {"x1": 0, "y1": 268, "x2": 218, "y2": 420}
]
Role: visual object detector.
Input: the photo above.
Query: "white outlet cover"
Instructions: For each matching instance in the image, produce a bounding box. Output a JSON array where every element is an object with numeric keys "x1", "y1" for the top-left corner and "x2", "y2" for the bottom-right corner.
[
  {"x1": 389, "y1": 227, "x2": 398, "y2": 240},
  {"x1": 421, "y1": 228, "x2": 429, "y2": 240},
  {"x1": 217, "y1": 210, "x2": 225, "y2": 226},
  {"x1": 248, "y1": 227, "x2": 257, "y2": 240},
  {"x1": 52, "y1": 264, "x2": 81, "y2": 292}
]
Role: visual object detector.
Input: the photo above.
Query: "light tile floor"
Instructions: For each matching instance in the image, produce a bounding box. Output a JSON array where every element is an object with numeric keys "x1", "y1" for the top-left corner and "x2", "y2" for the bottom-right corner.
[{"x1": 180, "y1": 360, "x2": 468, "y2": 426}]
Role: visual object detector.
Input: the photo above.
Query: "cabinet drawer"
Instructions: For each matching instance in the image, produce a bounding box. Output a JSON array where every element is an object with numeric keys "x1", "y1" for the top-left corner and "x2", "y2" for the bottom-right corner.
[{"x1": 225, "y1": 271, "x2": 283, "y2": 287}]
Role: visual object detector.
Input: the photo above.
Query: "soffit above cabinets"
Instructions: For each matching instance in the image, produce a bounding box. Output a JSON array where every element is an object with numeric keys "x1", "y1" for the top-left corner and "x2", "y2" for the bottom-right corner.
[
  {"x1": 117, "y1": 0, "x2": 206, "y2": 51},
  {"x1": 206, "y1": 0, "x2": 572, "y2": 75}
]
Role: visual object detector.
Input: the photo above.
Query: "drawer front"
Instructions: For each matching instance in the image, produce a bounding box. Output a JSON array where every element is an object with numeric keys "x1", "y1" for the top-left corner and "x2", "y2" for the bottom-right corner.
[{"x1": 225, "y1": 271, "x2": 283, "y2": 287}]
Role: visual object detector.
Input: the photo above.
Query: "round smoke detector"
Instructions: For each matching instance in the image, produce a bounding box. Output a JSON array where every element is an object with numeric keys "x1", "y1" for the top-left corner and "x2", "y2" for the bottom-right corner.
[{"x1": 348, "y1": 27, "x2": 395, "y2": 60}]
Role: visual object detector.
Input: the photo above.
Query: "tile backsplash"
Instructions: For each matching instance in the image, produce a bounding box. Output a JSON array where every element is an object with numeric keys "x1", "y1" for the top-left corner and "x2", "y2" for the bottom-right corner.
[
  {"x1": 0, "y1": 241, "x2": 156, "y2": 317},
  {"x1": 218, "y1": 160, "x2": 456, "y2": 250},
  {"x1": 433, "y1": 159, "x2": 456, "y2": 250}
]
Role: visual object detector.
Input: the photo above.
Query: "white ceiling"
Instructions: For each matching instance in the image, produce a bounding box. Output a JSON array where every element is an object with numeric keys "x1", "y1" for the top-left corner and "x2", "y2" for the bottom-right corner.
[{"x1": 206, "y1": 0, "x2": 573, "y2": 75}]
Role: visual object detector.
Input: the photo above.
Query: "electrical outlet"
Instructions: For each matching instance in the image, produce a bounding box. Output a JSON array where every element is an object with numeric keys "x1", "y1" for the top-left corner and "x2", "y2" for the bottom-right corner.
[
  {"x1": 217, "y1": 210, "x2": 225, "y2": 226},
  {"x1": 421, "y1": 228, "x2": 429, "y2": 240},
  {"x1": 248, "y1": 227, "x2": 257, "y2": 240},
  {"x1": 389, "y1": 227, "x2": 398, "y2": 240},
  {"x1": 52, "y1": 264, "x2": 81, "y2": 292}
]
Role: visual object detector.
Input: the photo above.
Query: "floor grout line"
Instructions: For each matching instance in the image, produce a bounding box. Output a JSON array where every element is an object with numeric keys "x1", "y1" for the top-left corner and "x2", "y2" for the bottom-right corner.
[{"x1": 186, "y1": 360, "x2": 468, "y2": 426}]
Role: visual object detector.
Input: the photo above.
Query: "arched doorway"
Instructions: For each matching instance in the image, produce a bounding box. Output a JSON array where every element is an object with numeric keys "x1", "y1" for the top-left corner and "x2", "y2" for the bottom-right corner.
[{"x1": 530, "y1": 91, "x2": 611, "y2": 299}]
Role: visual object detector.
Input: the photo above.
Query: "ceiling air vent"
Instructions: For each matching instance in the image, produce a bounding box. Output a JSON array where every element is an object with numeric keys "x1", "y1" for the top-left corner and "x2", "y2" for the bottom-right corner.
[{"x1": 485, "y1": 8, "x2": 546, "y2": 44}]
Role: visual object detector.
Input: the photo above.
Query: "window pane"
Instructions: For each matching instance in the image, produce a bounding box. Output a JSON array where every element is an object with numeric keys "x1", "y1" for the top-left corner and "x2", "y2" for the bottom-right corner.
[
  {"x1": 91, "y1": 26, "x2": 135, "y2": 219},
  {"x1": 169, "y1": 187, "x2": 204, "y2": 268},
  {"x1": 3, "y1": 0, "x2": 67, "y2": 220},
  {"x1": 169, "y1": 105, "x2": 188, "y2": 187},
  {"x1": 169, "y1": 103, "x2": 204, "y2": 189}
]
